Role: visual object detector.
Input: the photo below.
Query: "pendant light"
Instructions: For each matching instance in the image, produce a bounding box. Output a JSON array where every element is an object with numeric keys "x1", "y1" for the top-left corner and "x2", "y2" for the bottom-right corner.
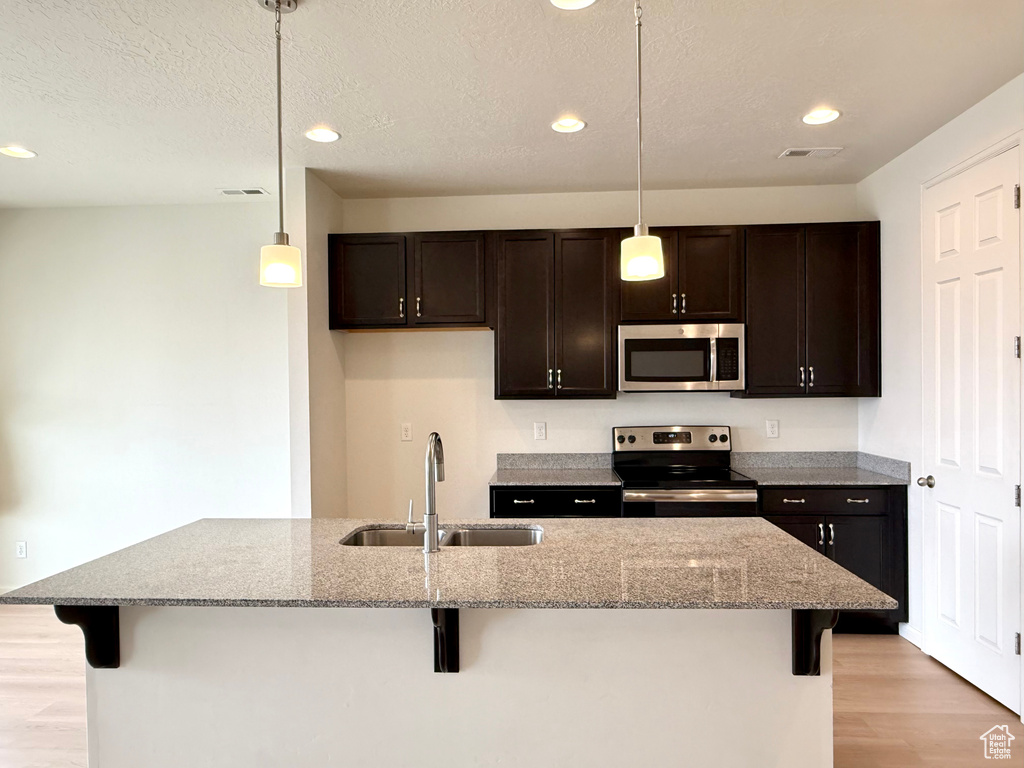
[
  {"x1": 620, "y1": 0, "x2": 664, "y2": 282},
  {"x1": 258, "y1": 0, "x2": 302, "y2": 288}
]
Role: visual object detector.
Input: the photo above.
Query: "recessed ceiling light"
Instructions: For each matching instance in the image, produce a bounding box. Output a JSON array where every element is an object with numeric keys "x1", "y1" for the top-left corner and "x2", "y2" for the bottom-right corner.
[
  {"x1": 802, "y1": 108, "x2": 840, "y2": 125},
  {"x1": 305, "y1": 128, "x2": 340, "y2": 143},
  {"x1": 551, "y1": 0, "x2": 596, "y2": 8},
  {"x1": 0, "y1": 146, "x2": 37, "y2": 159},
  {"x1": 551, "y1": 117, "x2": 586, "y2": 133}
]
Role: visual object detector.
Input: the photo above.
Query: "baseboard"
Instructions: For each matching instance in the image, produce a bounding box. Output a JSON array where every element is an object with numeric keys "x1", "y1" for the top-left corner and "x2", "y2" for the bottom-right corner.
[{"x1": 899, "y1": 622, "x2": 924, "y2": 649}]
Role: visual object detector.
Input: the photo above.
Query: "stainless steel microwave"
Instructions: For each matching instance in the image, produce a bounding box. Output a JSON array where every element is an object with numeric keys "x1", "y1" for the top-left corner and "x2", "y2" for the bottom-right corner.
[{"x1": 618, "y1": 324, "x2": 745, "y2": 391}]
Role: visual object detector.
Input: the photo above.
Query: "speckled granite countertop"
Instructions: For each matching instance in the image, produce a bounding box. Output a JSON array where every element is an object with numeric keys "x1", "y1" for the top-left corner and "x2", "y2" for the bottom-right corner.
[
  {"x1": 738, "y1": 468, "x2": 907, "y2": 486},
  {"x1": 489, "y1": 469, "x2": 622, "y2": 487},
  {"x1": 0, "y1": 518, "x2": 896, "y2": 611}
]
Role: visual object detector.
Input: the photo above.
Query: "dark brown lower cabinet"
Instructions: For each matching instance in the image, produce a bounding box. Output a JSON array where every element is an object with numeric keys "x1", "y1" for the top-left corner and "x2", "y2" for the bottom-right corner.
[{"x1": 761, "y1": 485, "x2": 907, "y2": 633}]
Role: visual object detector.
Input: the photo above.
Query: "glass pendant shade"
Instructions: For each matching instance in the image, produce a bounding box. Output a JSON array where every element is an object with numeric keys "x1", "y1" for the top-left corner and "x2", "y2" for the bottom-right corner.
[
  {"x1": 620, "y1": 234, "x2": 665, "y2": 281},
  {"x1": 260, "y1": 242, "x2": 302, "y2": 287}
]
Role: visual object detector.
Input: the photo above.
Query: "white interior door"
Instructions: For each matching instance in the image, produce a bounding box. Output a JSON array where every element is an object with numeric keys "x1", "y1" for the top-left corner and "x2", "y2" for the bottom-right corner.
[{"x1": 922, "y1": 143, "x2": 1021, "y2": 713}]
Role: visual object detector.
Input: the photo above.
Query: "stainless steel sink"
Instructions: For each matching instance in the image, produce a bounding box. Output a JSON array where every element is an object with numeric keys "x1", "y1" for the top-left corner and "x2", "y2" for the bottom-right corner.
[
  {"x1": 441, "y1": 528, "x2": 543, "y2": 547},
  {"x1": 341, "y1": 528, "x2": 447, "y2": 547}
]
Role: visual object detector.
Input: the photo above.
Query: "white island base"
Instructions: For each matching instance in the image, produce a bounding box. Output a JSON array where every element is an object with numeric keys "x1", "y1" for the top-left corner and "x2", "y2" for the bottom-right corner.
[{"x1": 86, "y1": 606, "x2": 834, "y2": 767}]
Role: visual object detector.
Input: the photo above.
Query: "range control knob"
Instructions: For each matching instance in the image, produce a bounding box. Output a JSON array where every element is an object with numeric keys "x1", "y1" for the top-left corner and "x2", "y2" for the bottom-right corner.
[
  {"x1": 627, "y1": 435, "x2": 636, "y2": 444},
  {"x1": 708, "y1": 434, "x2": 718, "y2": 443},
  {"x1": 617, "y1": 435, "x2": 626, "y2": 444},
  {"x1": 719, "y1": 434, "x2": 729, "y2": 443}
]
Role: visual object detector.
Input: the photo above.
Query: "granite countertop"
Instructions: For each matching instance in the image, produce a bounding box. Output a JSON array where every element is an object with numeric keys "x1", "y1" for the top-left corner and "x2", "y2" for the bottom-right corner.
[
  {"x1": 0, "y1": 517, "x2": 896, "y2": 611},
  {"x1": 738, "y1": 468, "x2": 908, "y2": 486},
  {"x1": 489, "y1": 469, "x2": 622, "y2": 487}
]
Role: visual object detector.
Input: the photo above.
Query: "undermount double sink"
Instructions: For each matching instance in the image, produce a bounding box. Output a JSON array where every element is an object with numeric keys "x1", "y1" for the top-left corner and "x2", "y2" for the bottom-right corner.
[{"x1": 341, "y1": 526, "x2": 543, "y2": 548}]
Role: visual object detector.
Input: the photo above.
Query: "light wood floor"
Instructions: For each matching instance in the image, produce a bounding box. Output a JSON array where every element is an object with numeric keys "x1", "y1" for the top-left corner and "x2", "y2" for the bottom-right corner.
[{"x1": 0, "y1": 605, "x2": 1020, "y2": 767}]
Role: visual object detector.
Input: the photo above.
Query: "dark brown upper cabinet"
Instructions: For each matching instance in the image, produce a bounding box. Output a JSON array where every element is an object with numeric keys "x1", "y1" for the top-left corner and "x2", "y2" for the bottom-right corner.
[
  {"x1": 740, "y1": 222, "x2": 880, "y2": 398},
  {"x1": 496, "y1": 229, "x2": 617, "y2": 399},
  {"x1": 329, "y1": 232, "x2": 489, "y2": 330},
  {"x1": 329, "y1": 234, "x2": 408, "y2": 328},
  {"x1": 620, "y1": 226, "x2": 743, "y2": 323}
]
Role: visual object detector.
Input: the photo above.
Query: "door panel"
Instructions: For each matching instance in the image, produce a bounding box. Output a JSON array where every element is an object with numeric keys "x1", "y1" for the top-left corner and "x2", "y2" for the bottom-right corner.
[
  {"x1": 328, "y1": 235, "x2": 407, "y2": 328},
  {"x1": 744, "y1": 227, "x2": 806, "y2": 394},
  {"x1": 678, "y1": 227, "x2": 743, "y2": 320},
  {"x1": 763, "y1": 515, "x2": 825, "y2": 553},
  {"x1": 922, "y1": 144, "x2": 1021, "y2": 712},
  {"x1": 412, "y1": 233, "x2": 487, "y2": 325},
  {"x1": 827, "y1": 515, "x2": 887, "y2": 593},
  {"x1": 805, "y1": 223, "x2": 880, "y2": 395},
  {"x1": 619, "y1": 228, "x2": 679, "y2": 322},
  {"x1": 554, "y1": 231, "x2": 617, "y2": 397},
  {"x1": 495, "y1": 232, "x2": 555, "y2": 398}
]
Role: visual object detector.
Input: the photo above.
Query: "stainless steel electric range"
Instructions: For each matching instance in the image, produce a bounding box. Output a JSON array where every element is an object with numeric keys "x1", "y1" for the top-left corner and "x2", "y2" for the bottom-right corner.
[{"x1": 612, "y1": 425, "x2": 758, "y2": 517}]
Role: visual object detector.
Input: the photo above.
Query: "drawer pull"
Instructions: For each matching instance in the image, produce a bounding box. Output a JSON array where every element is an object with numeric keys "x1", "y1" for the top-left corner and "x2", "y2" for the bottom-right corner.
[
  {"x1": 818, "y1": 523, "x2": 824, "y2": 546},
  {"x1": 782, "y1": 498, "x2": 806, "y2": 504},
  {"x1": 847, "y1": 498, "x2": 870, "y2": 504},
  {"x1": 574, "y1": 499, "x2": 596, "y2": 504},
  {"x1": 512, "y1": 499, "x2": 535, "y2": 505}
]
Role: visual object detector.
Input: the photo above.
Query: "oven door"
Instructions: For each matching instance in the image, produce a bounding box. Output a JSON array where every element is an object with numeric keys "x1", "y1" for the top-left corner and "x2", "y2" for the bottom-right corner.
[
  {"x1": 619, "y1": 326, "x2": 715, "y2": 391},
  {"x1": 621, "y1": 488, "x2": 759, "y2": 517}
]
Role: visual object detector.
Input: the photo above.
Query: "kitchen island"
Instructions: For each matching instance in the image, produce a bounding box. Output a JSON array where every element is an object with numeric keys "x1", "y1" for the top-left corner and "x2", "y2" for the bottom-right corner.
[{"x1": 2, "y1": 517, "x2": 896, "y2": 768}]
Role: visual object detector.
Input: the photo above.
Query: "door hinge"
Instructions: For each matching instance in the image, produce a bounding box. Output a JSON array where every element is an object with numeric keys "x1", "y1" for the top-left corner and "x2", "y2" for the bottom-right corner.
[
  {"x1": 1015, "y1": 485, "x2": 1021, "y2": 507},
  {"x1": 1015, "y1": 336, "x2": 1021, "y2": 359},
  {"x1": 1015, "y1": 184, "x2": 1021, "y2": 209},
  {"x1": 1016, "y1": 632, "x2": 1021, "y2": 655}
]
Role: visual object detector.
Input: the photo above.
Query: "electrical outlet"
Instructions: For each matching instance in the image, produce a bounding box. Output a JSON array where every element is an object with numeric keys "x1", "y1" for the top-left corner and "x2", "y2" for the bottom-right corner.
[
  {"x1": 15, "y1": 541, "x2": 27, "y2": 559},
  {"x1": 533, "y1": 422, "x2": 547, "y2": 441},
  {"x1": 765, "y1": 420, "x2": 779, "y2": 439},
  {"x1": 400, "y1": 423, "x2": 413, "y2": 442}
]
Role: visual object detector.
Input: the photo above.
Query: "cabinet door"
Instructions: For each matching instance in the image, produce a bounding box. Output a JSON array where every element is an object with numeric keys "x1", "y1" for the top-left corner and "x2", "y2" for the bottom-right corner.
[
  {"x1": 619, "y1": 228, "x2": 679, "y2": 322},
  {"x1": 328, "y1": 235, "x2": 407, "y2": 328},
  {"x1": 763, "y1": 515, "x2": 825, "y2": 553},
  {"x1": 743, "y1": 227, "x2": 806, "y2": 395},
  {"x1": 495, "y1": 232, "x2": 555, "y2": 398},
  {"x1": 678, "y1": 226, "x2": 743, "y2": 320},
  {"x1": 411, "y1": 232, "x2": 487, "y2": 325},
  {"x1": 555, "y1": 230, "x2": 618, "y2": 398},
  {"x1": 805, "y1": 223, "x2": 881, "y2": 396},
  {"x1": 826, "y1": 515, "x2": 888, "y2": 592}
]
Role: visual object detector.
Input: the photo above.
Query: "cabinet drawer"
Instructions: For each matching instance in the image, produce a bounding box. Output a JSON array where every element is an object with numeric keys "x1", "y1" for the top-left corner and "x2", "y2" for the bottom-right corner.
[
  {"x1": 491, "y1": 487, "x2": 622, "y2": 518},
  {"x1": 760, "y1": 488, "x2": 888, "y2": 515}
]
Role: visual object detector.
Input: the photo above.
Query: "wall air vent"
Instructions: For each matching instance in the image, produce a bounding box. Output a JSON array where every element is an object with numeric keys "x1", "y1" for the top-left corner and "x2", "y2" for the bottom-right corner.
[
  {"x1": 217, "y1": 188, "x2": 271, "y2": 197},
  {"x1": 778, "y1": 147, "x2": 844, "y2": 159}
]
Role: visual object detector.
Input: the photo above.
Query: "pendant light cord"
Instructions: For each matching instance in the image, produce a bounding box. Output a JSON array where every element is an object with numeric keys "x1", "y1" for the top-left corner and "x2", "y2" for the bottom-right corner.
[
  {"x1": 634, "y1": 0, "x2": 644, "y2": 232},
  {"x1": 275, "y1": 1, "x2": 285, "y2": 236}
]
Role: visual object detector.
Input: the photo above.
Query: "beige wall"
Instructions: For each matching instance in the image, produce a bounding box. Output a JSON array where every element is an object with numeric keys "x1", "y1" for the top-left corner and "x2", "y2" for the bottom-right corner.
[
  {"x1": 856, "y1": 73, "x2": 1024, "y2": 641},
  {"x1": 0, "y1": 203, "x2": 292, "y2": 589},
  {"x1": 330, "y1": 184, "x2": 865, "y2": 521}
]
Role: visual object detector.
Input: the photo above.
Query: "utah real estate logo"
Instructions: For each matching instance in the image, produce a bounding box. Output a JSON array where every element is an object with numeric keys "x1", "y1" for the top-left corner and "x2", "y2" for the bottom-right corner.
[{"x1": 979, "y1": 725, "x2": 1015, "y2": 760}]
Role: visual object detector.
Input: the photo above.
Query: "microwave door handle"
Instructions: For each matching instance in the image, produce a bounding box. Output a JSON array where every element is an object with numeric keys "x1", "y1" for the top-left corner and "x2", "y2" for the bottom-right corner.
[{"x1": 709, "y1": 338, "x2": 717, "y2": 383}]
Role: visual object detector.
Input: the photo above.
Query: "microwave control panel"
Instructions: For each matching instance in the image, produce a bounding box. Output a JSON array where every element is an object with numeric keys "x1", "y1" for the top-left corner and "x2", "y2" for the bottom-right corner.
[{"x1": 716, "y1": 338, "x2": 740, "y2": 381}]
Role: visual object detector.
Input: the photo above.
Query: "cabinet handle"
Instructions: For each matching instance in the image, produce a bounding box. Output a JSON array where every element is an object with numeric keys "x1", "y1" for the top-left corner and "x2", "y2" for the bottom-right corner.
[
  {"x1": 782, "y1": 498, "x2": 806, "y2": 504},
  {"x1": 557, "y1": 369, "x2": 562, "y2": 390},
  {"x1": 680, "y1": 293, "x2": 686, "y2": 314},
  {"x1": 547, "y1": 369, "x2": 554, "y2": 389},
  {"x1": 809, "y1": 365, "x2": 815, "y2": 388},
  {"x1": 828, "y1": 523, "x2": 835, "y2": 546},
  {"x1": 799, "y1": 366, "x2": 805, "y2": 387},
  {"x1": 416, "y1": 297, "x2": 422, "y2": 317},
  {"x1": 818, "y1": 523, "x2": 824, "y2": 546},
  {"x1": 846, "y1": 498, "x2": 870, "y2": 504},
  {"x1": 672, "y1": 293, "x2": 678, "y2": 313},
  {"x1": 574, "y1": 499, "x2": 596, "y2": 504},
  {"x1": 399, "y1": 297, "x2": 405, "y2": 318},
  {"x1": 513, "y1": 499, "x2": 535, "y2": 505}
]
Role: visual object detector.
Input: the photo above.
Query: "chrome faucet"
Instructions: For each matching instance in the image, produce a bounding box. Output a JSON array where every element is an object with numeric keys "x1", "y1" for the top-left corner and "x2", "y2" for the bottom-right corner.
[{"x1": 407, "y1": 432, "x2": 444, "y2": 553}]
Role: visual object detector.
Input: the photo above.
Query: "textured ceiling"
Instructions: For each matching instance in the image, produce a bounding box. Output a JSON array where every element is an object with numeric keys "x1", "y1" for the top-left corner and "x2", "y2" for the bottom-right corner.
[{"x1": 1, "y1": 0, "x2": 1021, "y2": 207}]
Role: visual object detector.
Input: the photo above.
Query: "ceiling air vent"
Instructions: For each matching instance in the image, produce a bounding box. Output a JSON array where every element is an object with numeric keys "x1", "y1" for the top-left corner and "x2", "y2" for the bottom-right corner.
[
  {"x1": 217, "y1": 188, "x2": 271, "y2": 197},
  {"x1": 779, "y1": 147, "x2": 844, "y2": 159}
]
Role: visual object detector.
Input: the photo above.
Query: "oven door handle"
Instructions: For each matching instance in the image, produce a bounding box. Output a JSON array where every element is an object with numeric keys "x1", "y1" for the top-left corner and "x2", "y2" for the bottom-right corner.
[{"x1": 623, "y1": 489, "x2": 758, "y2": 503}]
